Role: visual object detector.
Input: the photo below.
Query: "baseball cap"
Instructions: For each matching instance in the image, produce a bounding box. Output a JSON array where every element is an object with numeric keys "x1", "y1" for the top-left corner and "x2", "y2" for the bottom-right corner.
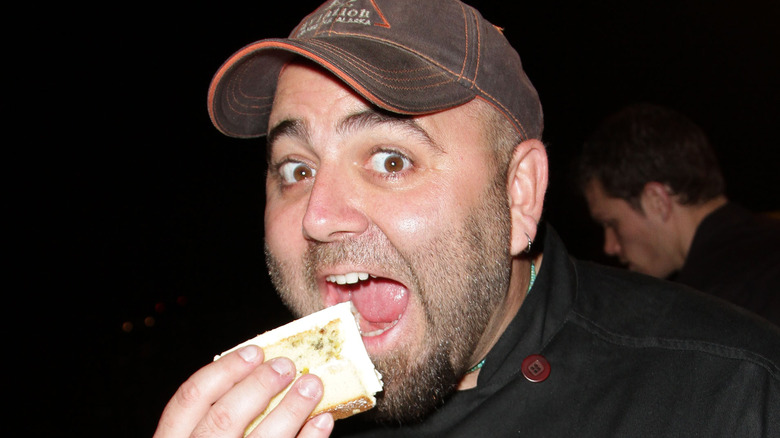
[{"x1": 208, "y1": 0, "x2": 543, "y2": 141}]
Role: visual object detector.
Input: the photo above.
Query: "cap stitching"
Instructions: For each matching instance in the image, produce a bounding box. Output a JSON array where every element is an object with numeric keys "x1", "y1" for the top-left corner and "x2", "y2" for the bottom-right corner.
[
  {"x1": 295, "y1": 46, "x2": 469, "y2": 115},
  {"x1": 298, "y1": 0, "x2": 391, "y2": 38},
  {"x1": 290, "y1": 10, "x2": 311, "y2": 37},
  {"x1": 473, "y1": 81, "x2": 529, "y2": 139},
  {"x1": 222, "y1": 67, "x2": 274, "y2": 120},
  {"x1": 234, "y1": 64, "x2": 274, "y2": 103},
  {"x1": 307, "y1": 39, "x2": 453, "y2": 88},
  {"x1": 474, "y1": 94, "x2": 528, "y2": 140},
  {"x1": 306, "y1": 39, "x2": 435, "y2": 77},
  {"x1": 211, "y1": 24, "x2": 536, "y2": 139},
  {"x1": 470, "y1": 7, "x2": 481, "y2": 91},
  {"x1": 220, "y1": 42, "x2": 527, "y2": 137},
  {"x1": 457, "y1": 2, "x2": 468, "y2": 82},
  {"x1": 369, "y1": 0, "x2": 391, "y2": 28},
  {"x1": 232, "y1": 65, "x2": 273, "y2": 109},
  {"x1": 315, "y1": 31, "x2": 478, "y2": 89},
  {"x1": 306, "y1": 36, "x2": 528, "y2": 137},
  {"x1": 325, "y1": 4, "x2": 338, "y2": 36}
]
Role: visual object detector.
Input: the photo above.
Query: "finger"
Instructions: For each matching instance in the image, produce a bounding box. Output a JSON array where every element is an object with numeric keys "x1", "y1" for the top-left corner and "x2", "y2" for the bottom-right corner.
[
  {"x1": 154, "y1": 345, "x2": 265, "y2": 438},
  {"x1": 192, "y1": 357, "x2": 296, "y2": 437},
  {"x1": 249, "y1": 374, "x2": 325, "y2": 438},
  {"x1": 298, "y1": 414, "x2": 335, "y2": 438}
]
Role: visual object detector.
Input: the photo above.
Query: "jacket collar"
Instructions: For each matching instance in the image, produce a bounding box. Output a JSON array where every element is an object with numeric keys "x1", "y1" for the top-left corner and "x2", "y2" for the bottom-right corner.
[{"x1": 477, "y1": 223, "x2": 578, "y2": 388}]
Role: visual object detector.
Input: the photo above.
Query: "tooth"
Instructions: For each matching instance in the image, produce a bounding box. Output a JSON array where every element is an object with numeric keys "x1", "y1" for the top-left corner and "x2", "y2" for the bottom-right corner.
[
  {"x1": 327, "y1": 272, "x2": 373, "y2": 284},
  {"x1": 358, "y1": 316, "x2": 401, "y2": 337}
]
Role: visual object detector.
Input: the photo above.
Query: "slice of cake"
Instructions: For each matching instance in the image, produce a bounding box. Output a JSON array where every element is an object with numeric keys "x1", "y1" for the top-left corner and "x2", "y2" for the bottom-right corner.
[{"x1": 215, "y1": 302, "x2": 383, "y2": 435}]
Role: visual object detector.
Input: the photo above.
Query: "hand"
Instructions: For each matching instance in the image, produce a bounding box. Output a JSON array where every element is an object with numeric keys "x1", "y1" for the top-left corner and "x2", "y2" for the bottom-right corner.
[{"x1": 153, "y1": 345, "x2": 334, "y2": 437}]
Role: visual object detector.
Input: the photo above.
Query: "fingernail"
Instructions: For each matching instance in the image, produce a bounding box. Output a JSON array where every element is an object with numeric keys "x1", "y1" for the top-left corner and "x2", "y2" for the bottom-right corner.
[
  {"x1": 269, "y1": 358, "x2": 294, "y2": 378},
  {"x1": 310, "y1": 413, "x2": 334, "y2": 430},
  {"x1": 238, "y1": 345, "x2": 260, "y2": 362},
  {"x1": 297, "y1": 377, "x2": 322, "y2": 399}
]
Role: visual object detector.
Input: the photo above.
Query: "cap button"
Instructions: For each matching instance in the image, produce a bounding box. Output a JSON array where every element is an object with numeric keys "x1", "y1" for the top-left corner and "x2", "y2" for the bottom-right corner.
[{"x1": 521, "y1": 354, "x2": 550, "y2": 382}]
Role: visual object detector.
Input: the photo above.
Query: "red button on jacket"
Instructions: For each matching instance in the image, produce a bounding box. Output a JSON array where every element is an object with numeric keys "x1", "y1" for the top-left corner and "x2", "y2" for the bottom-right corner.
[{"x1": 522, "y1": 354, "x2": 550, "y2": 382}]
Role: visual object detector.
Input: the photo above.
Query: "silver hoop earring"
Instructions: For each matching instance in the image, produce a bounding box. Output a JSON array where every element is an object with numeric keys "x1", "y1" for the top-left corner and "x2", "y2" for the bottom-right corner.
[{"x1": 524, "y1": 232, "x2": 533, "y2": 253}]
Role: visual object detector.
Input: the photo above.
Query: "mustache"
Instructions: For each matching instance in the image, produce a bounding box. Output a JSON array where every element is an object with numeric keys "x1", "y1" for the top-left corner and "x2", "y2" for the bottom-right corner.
[
  {"x1": 302, "y1": 234, "x2": 435, "y2": 328},
  {"x1": 302, "y1": 233, "x2": 416, "y2": 284}
]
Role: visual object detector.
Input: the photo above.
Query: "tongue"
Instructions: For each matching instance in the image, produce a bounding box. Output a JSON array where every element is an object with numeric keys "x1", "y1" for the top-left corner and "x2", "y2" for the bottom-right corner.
[{"x1": 349, "y1": 278, "x2": 408, "y2": 328}]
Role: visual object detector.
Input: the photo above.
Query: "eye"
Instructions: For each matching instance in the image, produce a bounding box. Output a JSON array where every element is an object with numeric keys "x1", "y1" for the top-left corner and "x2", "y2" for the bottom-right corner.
[
  {"x1": 370, "y1": 150, "x2": 412, "y2": 174},
  {"x1": 604, "y1": 220, "x2": 619, "y2": 231},
  {"x1": 278, "y1": 161, "x2": 316, "y2": 184}
]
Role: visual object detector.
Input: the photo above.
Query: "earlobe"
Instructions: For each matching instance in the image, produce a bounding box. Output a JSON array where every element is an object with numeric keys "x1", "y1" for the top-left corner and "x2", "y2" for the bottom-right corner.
[{"x1": 507, "y1": 139, "x2": 549, "y2": 256}]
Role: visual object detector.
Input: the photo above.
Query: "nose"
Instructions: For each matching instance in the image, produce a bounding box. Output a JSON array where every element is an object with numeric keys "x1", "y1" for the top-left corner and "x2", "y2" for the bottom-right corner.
[
  {"x1": 302, "y1": 168, "x2": 369, "y2": 242},
  {"x1": 603, "y1": 228, "x2": 621, "y2": 257}
]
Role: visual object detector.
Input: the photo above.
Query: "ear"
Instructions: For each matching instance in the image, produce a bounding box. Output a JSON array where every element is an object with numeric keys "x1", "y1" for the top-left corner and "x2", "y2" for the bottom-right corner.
[
  {"x1": 508, "y1": 139, "x2": 549, "y2": 256},
  {"x1": 640, "y1": 182, "x2": 673, "y2": 221}
]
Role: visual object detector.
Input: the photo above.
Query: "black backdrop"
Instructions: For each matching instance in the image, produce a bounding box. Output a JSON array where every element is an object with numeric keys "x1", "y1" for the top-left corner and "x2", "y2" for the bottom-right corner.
[{"x1": 14, "y1": 1, "x2": 778, "y2": 436}]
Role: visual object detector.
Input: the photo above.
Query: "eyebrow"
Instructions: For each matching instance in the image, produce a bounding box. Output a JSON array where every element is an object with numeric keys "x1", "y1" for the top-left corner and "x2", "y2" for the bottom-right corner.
[
  {"x1": 266, "y1": 108, "x2": 444, "y2": 160},
  {"x1": 266, "y1": 118, "x2": 309, "y2": 162},
  {"x1": 337, "y1": 109, "x2": 444, "y2": 153}
]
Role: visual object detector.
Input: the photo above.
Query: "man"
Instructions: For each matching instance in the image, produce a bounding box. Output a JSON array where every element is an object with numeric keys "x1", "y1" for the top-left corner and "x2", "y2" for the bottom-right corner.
[
  {"x1": 579, "y1": 103, "x2": 780, "y2": 325},
  {"x1": 154, "y1": 1, "x2": 780, "y2": 437}
]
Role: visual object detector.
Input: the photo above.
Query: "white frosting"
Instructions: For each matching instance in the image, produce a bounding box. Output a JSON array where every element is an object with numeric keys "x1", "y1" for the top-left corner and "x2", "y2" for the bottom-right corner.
[{"x1": 215, "y1": 301, "x2": 383, "y2": 395}]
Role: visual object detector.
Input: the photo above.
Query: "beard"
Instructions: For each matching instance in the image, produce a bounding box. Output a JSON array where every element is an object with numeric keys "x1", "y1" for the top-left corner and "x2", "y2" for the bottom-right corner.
[{"x1": 265, "y1": 176, "x2": 512, "y2": 424}]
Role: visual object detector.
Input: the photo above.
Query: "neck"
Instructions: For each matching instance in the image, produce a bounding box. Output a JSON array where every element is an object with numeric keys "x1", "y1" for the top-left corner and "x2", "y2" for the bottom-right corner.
[
  {"x1": 676, "y1": 196, "x2": 728, "y2": 263},
  {"x1": 456, "y1": 254, "x2": 542, "y2": 390}
]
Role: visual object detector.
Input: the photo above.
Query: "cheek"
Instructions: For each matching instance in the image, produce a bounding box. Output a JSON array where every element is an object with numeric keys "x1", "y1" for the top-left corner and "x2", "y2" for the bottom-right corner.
[
  {"x1": 616, "y1": 225, "x2": 638, "y2": 246},
  {"x1": 264, "y1": 199, "x2": 308, "y2": 262},
  {"x1": 618, "y1": 222, "x2": 650, "y2": 250},
  {"x1": 370, "y1": 184, "x2": 456, "y2": 245},
  {"x1": 391, "y1": 211, "x2": 431, "y2": 237},
  {"x1": 388, "y1": 158, "x2": 489, "y2": 236},
  {"x1": 370, "y1": 202, "x2": 432, "y2": 247}
]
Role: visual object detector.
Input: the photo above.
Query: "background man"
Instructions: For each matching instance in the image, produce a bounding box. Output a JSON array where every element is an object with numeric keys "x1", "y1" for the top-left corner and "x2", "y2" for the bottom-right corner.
[
  {"x1": 154, "y1": 1, "x2": 780, "y2": 437},
  {"x1": 579, "y1": 103, "x2": 780, "y2": 325}
]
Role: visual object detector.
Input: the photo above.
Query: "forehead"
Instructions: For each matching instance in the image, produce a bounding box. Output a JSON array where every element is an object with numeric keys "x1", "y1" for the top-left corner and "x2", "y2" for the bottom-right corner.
[
  {"x1": 585, "y1": 180, "x2": 634, "y2": 219},
  {"x1": 584, "y1": 179, "x2": 609, "y2": 209}
]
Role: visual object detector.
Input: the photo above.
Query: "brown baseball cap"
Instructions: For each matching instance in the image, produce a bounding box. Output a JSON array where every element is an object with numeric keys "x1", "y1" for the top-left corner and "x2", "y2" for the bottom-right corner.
[{"x1": 208, "y1": 0, "x2": 543, "y2": 141}]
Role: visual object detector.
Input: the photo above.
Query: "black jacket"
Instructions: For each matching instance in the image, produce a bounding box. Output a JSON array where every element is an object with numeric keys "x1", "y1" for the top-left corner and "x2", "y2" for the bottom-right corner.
[
  {"x1": 336, "y1": 225, "x2": 780, "y2": 437},
  {"x1": 673, "y1": 202, "x2": 780, "y2": 325}
]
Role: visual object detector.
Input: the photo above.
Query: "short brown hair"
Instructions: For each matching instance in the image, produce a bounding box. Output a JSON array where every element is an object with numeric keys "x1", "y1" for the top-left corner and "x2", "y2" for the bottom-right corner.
[
  {"x1": 468, "y1": 98, "x2": 525, "y2": 177},
  {"x1": 579, "y1": 103, "x2": 725, "y2": 210}
]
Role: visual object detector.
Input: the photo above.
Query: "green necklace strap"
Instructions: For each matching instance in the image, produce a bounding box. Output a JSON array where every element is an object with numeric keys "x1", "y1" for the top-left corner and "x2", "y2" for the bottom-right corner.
[
  {"x1": 468, "y1": 261, "x2": 536, "y2": 374},
  {"x1": 468, "y1": 358, "x2": 487, "y2": 373}
]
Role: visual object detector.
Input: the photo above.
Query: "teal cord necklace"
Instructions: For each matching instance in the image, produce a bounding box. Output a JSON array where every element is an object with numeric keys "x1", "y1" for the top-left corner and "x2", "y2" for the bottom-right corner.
[{"x1": 467, "y1": 261, "x2": 536, "y2": 373}]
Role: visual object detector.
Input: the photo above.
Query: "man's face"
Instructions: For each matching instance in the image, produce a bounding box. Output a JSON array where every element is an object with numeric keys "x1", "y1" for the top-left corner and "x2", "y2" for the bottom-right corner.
[
  {"x1": 263, "y1": 63, "x2": 513, "y2": 422},
  {"x1": 583, "y1": 179, "x2": 674, "y2": 278}
]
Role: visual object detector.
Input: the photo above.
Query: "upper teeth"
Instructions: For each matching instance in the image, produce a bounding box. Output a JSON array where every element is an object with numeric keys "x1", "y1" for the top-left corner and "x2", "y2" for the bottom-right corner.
[{"x1": 326, "y1": 272, "x2": 371, "y2": 285}]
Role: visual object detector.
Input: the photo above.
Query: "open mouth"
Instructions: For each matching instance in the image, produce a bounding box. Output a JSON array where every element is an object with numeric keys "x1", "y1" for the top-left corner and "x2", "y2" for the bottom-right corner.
[{"x1": 325, "y1": 272, "x2": 409, "y2": 338}]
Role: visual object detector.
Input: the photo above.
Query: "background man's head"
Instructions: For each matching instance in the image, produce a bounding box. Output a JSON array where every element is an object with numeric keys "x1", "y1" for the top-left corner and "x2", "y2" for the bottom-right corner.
[
  {"x1": 579, "y1": 102, "x2": 725, "y2": 209},
  {"x1": 578, "y1": 103, "x2": 726, "y2": 277}
]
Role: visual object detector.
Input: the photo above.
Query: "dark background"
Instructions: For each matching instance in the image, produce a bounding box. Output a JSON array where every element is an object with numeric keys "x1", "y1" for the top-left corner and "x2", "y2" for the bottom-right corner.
[{"x1": 15, "y1": 1, "x2": 778, "y2": 436}]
